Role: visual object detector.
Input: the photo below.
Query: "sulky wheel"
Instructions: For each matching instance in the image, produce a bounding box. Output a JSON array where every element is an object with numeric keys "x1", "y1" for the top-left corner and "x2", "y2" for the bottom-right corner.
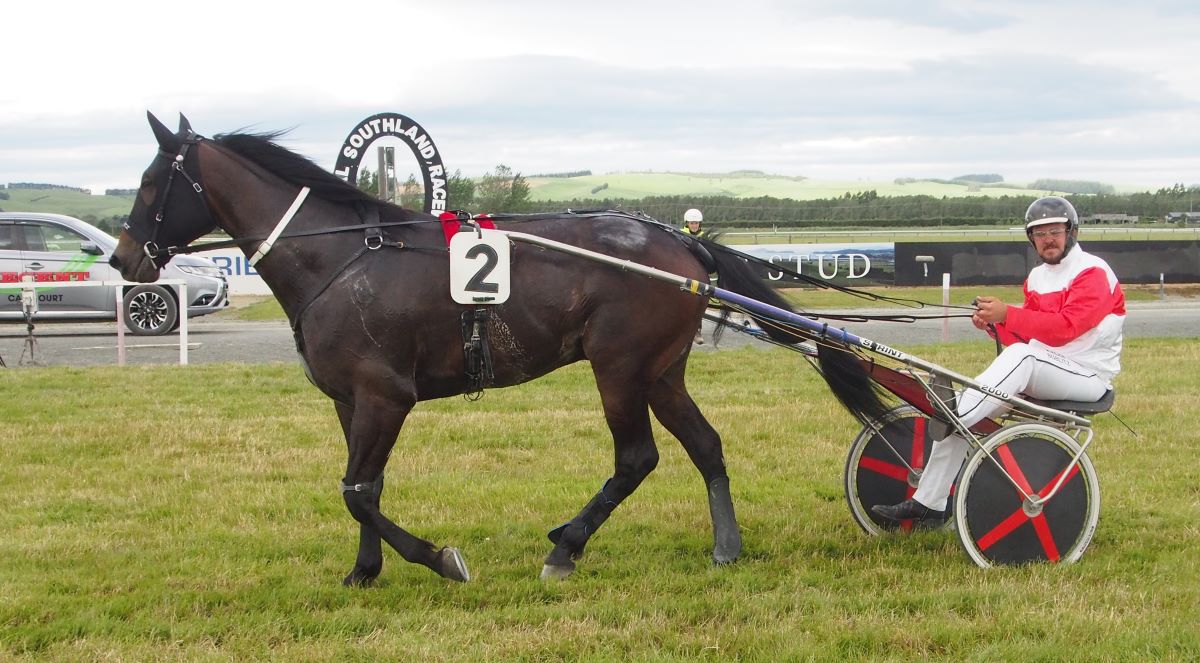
[
  {"x1": 844, "y1": 405, "x2": 948, "y2": 535},
  {"x1": 953, "y1": 423, "x2": 1100, "y2": 567}
]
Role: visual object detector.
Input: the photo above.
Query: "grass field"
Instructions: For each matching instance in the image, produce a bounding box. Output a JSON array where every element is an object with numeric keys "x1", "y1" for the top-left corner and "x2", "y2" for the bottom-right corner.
[
  {"x1": 3, "y1": 174, "x2": 1047, "y2": 219},
  {"x1": 222, "y1": 284, "x2": 1193, "y2": 323},
  {"x1": 0, "y1": 188, "x2": 135, "y2": 219},
  {"x1": 526, "y1": 172, "x2": 1046, "y2": 202},
  {"x1": 716, "y1": 226, "x2": 1200, "y2": 244},
  {"x1": 1, "y1": 339, "x2": 1197, "y2": 660}
]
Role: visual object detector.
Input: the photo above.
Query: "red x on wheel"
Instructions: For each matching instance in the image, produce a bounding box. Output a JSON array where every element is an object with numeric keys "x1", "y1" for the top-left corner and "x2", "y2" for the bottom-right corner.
[{"x1": 973, "y1": 444, "x2": 1081, "y2": 562}]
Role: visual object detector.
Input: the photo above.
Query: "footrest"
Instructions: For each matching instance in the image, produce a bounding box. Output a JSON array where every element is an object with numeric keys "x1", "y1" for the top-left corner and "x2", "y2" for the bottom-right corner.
[{"x1": 1025, "y1": 389, "x2": 1115, "y2": 415}]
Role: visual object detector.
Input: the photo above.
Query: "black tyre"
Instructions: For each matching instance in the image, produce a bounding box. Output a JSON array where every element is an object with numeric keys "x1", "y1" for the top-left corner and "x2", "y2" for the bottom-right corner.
[
  {"x1": 122, "y1": 285, "x2": 178, "y2": 336},
  {"x1": 954, "y1": 424, "x2": 1100, "y2": 567},
  {"x1": 844, "y1": 405, "x2": 949, "y2": 535}
]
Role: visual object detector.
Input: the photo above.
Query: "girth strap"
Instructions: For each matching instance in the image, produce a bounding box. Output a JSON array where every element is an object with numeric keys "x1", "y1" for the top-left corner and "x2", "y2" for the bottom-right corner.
[{"x1": 461, "y1": 308, "x2": 495, "y2": 400}]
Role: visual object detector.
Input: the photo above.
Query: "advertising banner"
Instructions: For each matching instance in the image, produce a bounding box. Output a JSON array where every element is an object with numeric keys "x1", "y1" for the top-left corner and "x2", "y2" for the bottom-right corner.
[{"x1": 739, "y1": 243, "x2": 896, "y2": 287}]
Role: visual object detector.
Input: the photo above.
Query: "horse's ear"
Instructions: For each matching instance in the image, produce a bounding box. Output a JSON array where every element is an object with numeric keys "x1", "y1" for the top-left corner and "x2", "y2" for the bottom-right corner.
[
  {"x1": 147, "y1": 111, "x2": 177, "y2": 150},
  {"x1": 177, "y1": 113, "x2": 193, "y2": 136}
]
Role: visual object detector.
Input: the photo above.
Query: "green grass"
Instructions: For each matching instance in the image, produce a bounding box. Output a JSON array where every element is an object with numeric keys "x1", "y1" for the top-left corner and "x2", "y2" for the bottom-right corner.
[
  {"x1": 1, "y1": 340, "x2": 1197, "y2": 660},
  {"x1": 527, "y1": 172, "x2": 1046, "y2": 201},
  {"x1": 3, "y1": 175, "x2": 1040, "y2": 216},
  {"x1": 716, "y1": 226, "x2": 1200, "y2": 244},
  {"x1": 223, "y1": 296, "x2": 287, "y2": 321},
  {"x1": 0, "y1": 188, "x2": 135, "y2": 219},
  {"x1": 221, "y1": 285, "x2": 1189, "y2": 324},
  {"x1": 780, "y1": 283, "x2": 1185, "y2": 309}
]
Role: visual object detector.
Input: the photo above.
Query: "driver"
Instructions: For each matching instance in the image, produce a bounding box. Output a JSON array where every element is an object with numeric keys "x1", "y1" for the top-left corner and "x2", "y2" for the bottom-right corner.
[
  {"x1": 681, "y1": 208, "x2": 706, "y2": 237},
  {"x1": 873, "y1": 196, "x2": 1126, "y2": 525}
]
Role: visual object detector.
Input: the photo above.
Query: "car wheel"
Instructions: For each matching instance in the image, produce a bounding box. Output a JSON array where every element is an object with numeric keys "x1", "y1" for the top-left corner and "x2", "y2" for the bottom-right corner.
[{"x1": 122, "y1": 285, "x2": 178, "y2": 336}]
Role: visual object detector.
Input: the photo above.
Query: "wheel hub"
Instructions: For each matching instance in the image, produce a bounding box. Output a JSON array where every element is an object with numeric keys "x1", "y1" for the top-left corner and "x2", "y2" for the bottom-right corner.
[
  {"x1": 1022, "y1": 494, "x2": 1044, "y2": 517},
  {"x1": 907, "y1": 467, "x2": 923, "y2": 489}
]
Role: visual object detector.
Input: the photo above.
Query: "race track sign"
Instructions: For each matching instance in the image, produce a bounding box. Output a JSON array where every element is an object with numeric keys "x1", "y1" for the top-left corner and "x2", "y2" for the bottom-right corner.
[{"x1": 449, "y1": 229, "x2": 511, "y2": 304}]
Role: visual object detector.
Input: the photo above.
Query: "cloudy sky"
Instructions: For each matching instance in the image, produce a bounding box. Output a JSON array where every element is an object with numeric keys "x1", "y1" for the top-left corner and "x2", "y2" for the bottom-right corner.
[{"x1": 3, "y1": 0, "x2": 1199, "y2": 193}]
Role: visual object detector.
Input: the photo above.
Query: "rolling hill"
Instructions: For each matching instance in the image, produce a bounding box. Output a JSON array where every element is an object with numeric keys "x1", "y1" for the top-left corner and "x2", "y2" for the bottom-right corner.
[{"x1": 526, "y1": 172, "x2": 1052, "y2": 202}]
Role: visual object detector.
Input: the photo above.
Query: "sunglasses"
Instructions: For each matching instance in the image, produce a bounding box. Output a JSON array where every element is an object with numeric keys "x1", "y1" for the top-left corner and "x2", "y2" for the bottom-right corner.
[{"x1": 1030, "y1": 228, "x2": 1067, "y2": 239}]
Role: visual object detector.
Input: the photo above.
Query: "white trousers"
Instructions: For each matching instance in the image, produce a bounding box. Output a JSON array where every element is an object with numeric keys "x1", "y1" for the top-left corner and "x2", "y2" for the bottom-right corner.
[{"x1": 911, "y1": 343, "x2": 1108, "y2": 512}]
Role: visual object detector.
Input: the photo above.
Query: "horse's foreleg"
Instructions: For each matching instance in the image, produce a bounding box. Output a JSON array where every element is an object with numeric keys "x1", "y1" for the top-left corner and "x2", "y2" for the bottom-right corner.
[
  {"x1": 340, "y1": 395, "x2": 470, "y2": 583},
  {"x1": 648, "y1": 364, "x2": 742, "y2": 565},
  {"x1": 335, "y1": 402, "x2": 385, "y2": 587},
  {"x1": 543, "y1": 387, "x2": 658, "y2": 580}
]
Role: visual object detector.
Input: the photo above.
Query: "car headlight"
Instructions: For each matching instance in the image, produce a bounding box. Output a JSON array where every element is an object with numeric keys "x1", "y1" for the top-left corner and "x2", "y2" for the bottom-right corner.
[{"x1": 176, "y1": 264, "x2": 225, "y2": 278}]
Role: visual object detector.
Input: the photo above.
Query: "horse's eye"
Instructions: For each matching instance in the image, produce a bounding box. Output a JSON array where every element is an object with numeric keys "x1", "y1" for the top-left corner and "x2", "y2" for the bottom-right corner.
[{"x1": 139, "y1": 179, "x2": 157, "y2": 205}]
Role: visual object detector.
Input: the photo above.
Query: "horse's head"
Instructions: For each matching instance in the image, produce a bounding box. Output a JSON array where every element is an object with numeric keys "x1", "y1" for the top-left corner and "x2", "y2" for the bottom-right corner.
[{"x1": 111, "y1": 112, "x2": 218, "y2": 282}]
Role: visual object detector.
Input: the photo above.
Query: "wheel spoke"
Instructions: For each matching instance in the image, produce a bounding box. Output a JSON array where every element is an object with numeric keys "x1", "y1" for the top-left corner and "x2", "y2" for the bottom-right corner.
[{"x1": 858, "y1": 456, "x2": 908, "y2": 482}]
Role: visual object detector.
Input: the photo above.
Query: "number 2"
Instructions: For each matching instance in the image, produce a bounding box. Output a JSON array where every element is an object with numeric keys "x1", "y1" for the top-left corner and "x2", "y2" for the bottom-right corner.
[{"x1": 464, "y1": 244, "x2": 500, "y2": 294}]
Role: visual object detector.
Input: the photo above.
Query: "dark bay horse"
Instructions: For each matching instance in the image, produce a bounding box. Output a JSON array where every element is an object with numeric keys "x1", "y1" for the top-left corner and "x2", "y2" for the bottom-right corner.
[{"x1": 111, "y1": 113, "x2": 884, "y2": 584}]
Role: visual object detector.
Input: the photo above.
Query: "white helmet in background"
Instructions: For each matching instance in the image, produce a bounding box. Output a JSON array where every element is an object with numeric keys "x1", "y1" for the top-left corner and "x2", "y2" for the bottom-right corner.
[{"x1": 684, "y1": 208, "x2": 703, "y2": 223}]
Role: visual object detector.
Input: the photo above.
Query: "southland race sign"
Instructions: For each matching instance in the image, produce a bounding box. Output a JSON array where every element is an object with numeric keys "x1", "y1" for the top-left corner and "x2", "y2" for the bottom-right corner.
[{"x1": 332, "y1": 112, "x2": 448, "y2": 215}]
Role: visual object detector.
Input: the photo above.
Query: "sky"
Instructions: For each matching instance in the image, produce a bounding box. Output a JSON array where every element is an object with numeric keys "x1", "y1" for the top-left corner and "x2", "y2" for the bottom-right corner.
[{"x1": 3, "y1": 0, "x2": 1199, "y2": 194}]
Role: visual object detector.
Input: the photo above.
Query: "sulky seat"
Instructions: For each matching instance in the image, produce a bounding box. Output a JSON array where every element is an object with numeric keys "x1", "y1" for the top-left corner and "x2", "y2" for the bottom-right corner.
[{"x1": 1023, "y1": 389, "x2": 1115, "y2": 415}]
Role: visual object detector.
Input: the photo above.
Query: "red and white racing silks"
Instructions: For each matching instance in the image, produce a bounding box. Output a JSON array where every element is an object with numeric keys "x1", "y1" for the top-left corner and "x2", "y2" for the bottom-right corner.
[{"x1": 992, "y1": 245, "x2": 1126, "y2": 385}]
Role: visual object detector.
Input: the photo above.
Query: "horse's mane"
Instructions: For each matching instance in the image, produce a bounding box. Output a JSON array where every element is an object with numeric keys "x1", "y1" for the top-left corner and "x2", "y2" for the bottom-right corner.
[{"x1": 213, "y1": 131, "x2": 381, "y2": 207}]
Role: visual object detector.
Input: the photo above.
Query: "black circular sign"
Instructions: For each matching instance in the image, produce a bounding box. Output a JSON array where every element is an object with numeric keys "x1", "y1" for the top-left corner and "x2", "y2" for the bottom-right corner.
[{"x1": 333, "y1": 112, "x2": 447, "y2": 215}]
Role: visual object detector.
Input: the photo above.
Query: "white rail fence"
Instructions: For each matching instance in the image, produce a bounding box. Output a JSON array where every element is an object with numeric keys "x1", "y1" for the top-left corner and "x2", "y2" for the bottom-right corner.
[{"x1": 17, "y1": 278, "x2": 189, "y2": 366}]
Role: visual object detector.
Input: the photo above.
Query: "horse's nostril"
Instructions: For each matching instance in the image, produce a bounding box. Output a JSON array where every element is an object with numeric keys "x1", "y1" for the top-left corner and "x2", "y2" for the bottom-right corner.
[{"x1": 109, "y1": 255, "x2": 122, "y2": 269}]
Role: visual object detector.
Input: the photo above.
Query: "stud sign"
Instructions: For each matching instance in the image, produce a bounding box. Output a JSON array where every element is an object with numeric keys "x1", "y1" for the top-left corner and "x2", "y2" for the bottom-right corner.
[{"x1": 449, "y1": 230, "x2": 511, "y2": 304}]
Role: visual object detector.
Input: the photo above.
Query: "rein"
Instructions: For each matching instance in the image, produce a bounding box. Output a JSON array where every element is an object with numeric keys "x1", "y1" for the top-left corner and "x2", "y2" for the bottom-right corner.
[
  {"x1": 163, "y1": 219, "x2": 444, "y2": 257},
  {"x1": 140, "y1": 145, "x2": 972, "y2": 326}
]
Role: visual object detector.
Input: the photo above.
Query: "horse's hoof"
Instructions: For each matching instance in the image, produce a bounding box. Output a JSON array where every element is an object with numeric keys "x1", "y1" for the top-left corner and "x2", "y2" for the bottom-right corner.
[
  {"x1": 712, "y1": 552, "x2": 740, "y2": 566},
  {"x1": 438, "y1": 547, "x2": 471, "y2": 582},
  {"x1": 342, "y1": 568, "x2": 380, "y2": 587},
  {"x1": 712, "y1": 539, "x2": 742, "y2": 566},
  {"x1": 540, "y1": 562, "x2": 575, "y2": 581}
]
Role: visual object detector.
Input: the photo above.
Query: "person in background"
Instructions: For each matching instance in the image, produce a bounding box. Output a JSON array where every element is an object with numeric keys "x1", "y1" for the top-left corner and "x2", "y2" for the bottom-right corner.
[
  {"x1": 681, "y1": 208, "x2": 706, "y2": 238},
  {"x1": 681, "y1": 208, "x2": 707, "y2": 343},
  {"x1": 872, "y1": 196, "x2": 1126, "y2": 526}
]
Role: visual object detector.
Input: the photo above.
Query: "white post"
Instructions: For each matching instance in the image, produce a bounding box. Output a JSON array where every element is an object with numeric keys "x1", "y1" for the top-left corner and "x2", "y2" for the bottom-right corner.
[
  {"x1": 115, "y1": 286, "x2": 126, "y2": 366},
  {"x1": 941, "y1": 272, "x2": 951, "y2": 343},
  {"x1": 179, "y1": 283, "x2": 189, "y2": 365},
  {"x1": 1160, "y1": 273, "x2": 1165, "y2": 300}
]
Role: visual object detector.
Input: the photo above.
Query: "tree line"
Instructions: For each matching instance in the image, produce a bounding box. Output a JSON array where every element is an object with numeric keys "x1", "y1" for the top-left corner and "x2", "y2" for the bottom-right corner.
[
  {"x1": 359, "y1": 164, "x2": 533, "y2": 214},
  {"x1": 4, "y1": 182, "x2": 91, "y2": 193},
  {"x1": 526, "y1": 184, "x2": 1200, "y2": 227},
  {"x1": 51, "y1": 178, "x2": 1197, "y2": 239},
  {"x1": 359, "y1": 166, "x2": 1196, "y2": 227}
]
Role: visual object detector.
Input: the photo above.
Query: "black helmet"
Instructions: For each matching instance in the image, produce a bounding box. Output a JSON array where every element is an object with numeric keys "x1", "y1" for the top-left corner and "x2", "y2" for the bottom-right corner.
[{"x1": 1025, "y1": 196, "x2": 1078, "y2": 233}]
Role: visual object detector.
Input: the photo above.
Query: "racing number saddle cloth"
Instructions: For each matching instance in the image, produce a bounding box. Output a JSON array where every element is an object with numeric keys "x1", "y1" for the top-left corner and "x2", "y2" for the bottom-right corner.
[{"x1": 438, "y1": 211, "x2": 497, "y2": 245}]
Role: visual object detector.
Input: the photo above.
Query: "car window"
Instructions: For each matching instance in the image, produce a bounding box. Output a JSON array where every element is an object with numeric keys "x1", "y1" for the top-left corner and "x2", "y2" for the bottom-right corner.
[
  {"x1": 21, "y1": 223, "x2": 88, "y2": 253},
  {"x1": 0, "y1": 224, "x2": 14, "y2": 250}
]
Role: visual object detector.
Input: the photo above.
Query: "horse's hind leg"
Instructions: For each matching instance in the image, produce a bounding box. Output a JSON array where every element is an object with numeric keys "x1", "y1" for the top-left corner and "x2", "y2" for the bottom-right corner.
[
  {"x1": 339, "y1": 392, "x2": 470, "y2": 583},
  {"x1": 648, "y1": 358, "x2": 742, "y2": 565},
  {"x1": 543, "y1": 379, "x2": 659, "y2": 580}
]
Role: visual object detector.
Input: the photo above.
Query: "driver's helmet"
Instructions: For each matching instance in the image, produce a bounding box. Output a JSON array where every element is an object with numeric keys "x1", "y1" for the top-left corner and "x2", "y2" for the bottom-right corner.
[
  {"x1": 684, "y1": 208, "x2": 703, "y2": 223},
  {"x1": 1025, "y1": 196, "x2": 1078, "y2": 234}
]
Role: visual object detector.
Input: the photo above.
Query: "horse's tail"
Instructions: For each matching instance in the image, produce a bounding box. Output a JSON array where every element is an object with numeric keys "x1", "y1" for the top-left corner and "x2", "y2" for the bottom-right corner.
[{"x1": 701, "y1": 239, "x2": 890, "y2": 424}]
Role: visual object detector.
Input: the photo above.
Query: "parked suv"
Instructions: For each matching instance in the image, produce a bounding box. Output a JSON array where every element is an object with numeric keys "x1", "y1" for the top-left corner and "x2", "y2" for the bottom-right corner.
[{"x1": 0, "y1": 212, "x2": 228, "y2": 335}]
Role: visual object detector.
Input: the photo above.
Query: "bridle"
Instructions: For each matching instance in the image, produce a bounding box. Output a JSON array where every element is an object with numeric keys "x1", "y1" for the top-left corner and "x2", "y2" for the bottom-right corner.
[
  {"x1": 127, "y1": 133, "x2": 427, "y2": 264},
  {"x1": 129, "y1": 131, "x2": 215, "y2": 263}
]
